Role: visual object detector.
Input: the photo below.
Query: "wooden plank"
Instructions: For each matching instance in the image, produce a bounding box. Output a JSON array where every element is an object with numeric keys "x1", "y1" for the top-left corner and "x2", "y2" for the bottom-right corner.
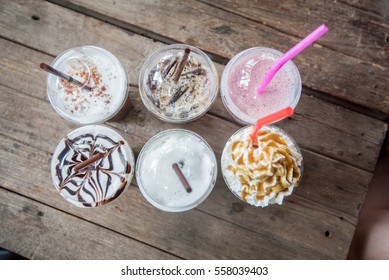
[
  {"x1": 199, "y1": 0, "x2": 389, "y2": 67},
  {"x1": 40, "y1": 0, "x2": 389, "y2": 116},
  {"x1": 0, "y1": 75, "x2": 370, "y2": 259},
  {"x1": 0, "y1": 187, "x2": 178, "y2": 259},
  {"x1": 0, "y1": 2, "x2": 386, "y2": 171},
  {"x1": 0, "y1": 0, "x2": 386, "y2": 259},
  {"x1": 339, "y1": 0, "x2": 389, "y2": 19}
]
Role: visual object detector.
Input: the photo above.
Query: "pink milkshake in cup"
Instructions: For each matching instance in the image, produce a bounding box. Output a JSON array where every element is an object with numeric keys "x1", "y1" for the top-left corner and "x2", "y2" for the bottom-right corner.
[{"x1": 220, "y1": 47, "x2": 302, "y2": 125}]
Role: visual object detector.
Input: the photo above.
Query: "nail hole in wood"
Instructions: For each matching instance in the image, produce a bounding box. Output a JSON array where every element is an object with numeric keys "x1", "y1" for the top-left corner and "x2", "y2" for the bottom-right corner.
[
  {"x1": 324, "y1": 230, "x2": 332, "y2": 238},
  {"x1": 361, "y1": 132, "x2": 365, "y2": 136},
  {"x1": 31, "y1": 15, "x2": 40, "y2": 21},
  {"x1": 357, "y1": 152, "x2": 362, "y2": 156},
  {"x1": 386, "y1": 37, "x2": 389, "y2": 44},
  {"x1": 373, "y1": 84, "x2": 379, "y2": 89}
]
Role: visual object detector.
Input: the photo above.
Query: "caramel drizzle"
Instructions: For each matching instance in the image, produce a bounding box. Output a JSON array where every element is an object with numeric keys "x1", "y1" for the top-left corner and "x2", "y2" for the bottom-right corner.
[{"x1": 228, "y1": 130, "x2": 301, "y2": 202}]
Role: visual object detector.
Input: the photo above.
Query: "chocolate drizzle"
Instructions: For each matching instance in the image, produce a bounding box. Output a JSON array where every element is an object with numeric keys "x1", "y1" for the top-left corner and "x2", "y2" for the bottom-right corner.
[{"x1": 55, "y1": 133, "x2": 132, "y2": 207}]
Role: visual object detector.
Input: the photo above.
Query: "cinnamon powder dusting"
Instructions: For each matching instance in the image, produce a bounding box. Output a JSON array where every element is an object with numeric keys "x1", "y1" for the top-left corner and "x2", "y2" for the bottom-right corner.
[{"x1": 59, "y1": 62, "x2": 111, "y2": 113}]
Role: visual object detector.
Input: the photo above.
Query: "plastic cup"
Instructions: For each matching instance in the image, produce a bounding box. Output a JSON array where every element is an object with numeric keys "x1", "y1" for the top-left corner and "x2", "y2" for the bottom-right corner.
[
  {"x1": 46, "y1": 46, "x2": 129, "y2": 124},
  {"x1": 139, "y1": 44, "x2": 219, "y2": 123},
  {"x1": 136, "y1": 129, "x2": 217, "y2": 212},
  {"x1": 221, "y1": 47, "x2": 302, "y2": 125},
  {"x1": 51, "y1": 125, "x2": 135, "y2": 207},
  {"x1": 221, "y1": 125, "x2": 303, "y2": 207}
]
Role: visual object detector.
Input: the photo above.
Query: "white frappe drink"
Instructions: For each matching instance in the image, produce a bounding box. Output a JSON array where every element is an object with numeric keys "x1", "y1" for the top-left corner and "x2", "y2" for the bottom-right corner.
[
  {"x1": 51, "y1": 125, "x2": 135, "y2": 207},
  {"x1": 47, "y1": 46, "x2": 128, "y2": 124},
  {"x1": 221, "y1": 125, "x2": 303, "y2": 207},
  {"x1": 136, "y1": 129, "x2": 217, "y2": 212}
]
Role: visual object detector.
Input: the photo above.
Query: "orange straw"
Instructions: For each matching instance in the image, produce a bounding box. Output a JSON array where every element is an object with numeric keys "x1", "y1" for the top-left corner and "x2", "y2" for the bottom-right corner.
[{"x1": 250, "y1": 107, "x2": 294, "y2": 144}]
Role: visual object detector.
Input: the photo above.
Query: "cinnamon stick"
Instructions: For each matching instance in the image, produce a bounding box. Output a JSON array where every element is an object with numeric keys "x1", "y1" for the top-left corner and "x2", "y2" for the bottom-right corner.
[
  {"x1": 73, "y1": 152, "x2": 106, "y2": 172},
  {"x1": 40, "y1": 63, "x2": 93, "y2": 91},
  {"x1": 172, "y1": 48, "x2": 191, "y2": 83},
  {"x1": 172, "y1": 163, "x2": 192, "y2": 193}
]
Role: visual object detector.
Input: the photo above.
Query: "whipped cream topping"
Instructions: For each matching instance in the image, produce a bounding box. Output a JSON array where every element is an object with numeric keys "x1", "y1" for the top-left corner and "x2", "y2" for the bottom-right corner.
[{"x1": 221, "y1": 125, "x2": 302, "y2": 207}]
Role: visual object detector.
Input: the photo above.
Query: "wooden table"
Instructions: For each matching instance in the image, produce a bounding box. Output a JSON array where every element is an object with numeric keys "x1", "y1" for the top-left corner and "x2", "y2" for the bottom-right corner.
[{"x1": 0, "y1": 0, "x2": 388, "y2": 259}]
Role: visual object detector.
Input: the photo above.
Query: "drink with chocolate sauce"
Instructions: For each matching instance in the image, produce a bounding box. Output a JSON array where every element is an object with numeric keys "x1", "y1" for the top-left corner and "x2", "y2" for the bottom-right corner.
[
  {"x1": 46, "y1": 46, "x2": 129, "y2": 124},
  {"x1": 136, "y1": 129, "x2": 217, "y2": 212},
  {"x1": 51, "y1": 125, "x2": 135, "y2": 207},
  {"x1": 221, "y1": 125, "x2": 303, "y2": 207},
  {"x1": 221, "y1": 47, "x2": 302, "y2": 125},
  {"x1": 139, "y1": 44, "x2": 218, "y2": 123}
]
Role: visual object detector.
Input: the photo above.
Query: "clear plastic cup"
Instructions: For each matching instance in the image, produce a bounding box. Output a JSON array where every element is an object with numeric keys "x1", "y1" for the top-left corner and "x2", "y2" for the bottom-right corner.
[
  {"x1": 139, "y1": 44, "x2": 219, "y2": 123},
  {"x1": 51, "y1": 125, "x2": 135, "y2": 207},
  {"x1": 46, "y1": 46, "x2": 129, "y2": 124},
  {"x1": 136, "y1": 129, "x2": 217, "y2": 212},
  {"x1": 221, "y1": 47, "x2": 302, "y2": 125},
  {"x1": 221, "y1": 125, "x2": 303, "y2": 207}
]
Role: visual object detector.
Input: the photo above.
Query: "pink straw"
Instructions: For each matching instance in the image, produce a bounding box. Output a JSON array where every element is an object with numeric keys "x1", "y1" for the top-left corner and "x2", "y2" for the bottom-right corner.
[{"x1": 257, "y1": 24, "x2": 328, "y2": 94}]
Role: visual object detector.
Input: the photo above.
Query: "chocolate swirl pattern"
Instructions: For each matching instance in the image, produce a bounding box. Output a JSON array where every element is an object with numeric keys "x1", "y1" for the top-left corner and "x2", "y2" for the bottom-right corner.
[
  {"x1": 224, "y1": 127, "x2": 302, "y2": 207},
  {"x1": 54, "y1": 132, "x2": 132, "y2": 207}
]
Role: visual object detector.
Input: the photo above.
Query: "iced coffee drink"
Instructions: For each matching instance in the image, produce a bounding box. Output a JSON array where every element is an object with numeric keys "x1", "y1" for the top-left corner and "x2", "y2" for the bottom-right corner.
[
  {"x1": 221, "y1": 125, "x2": 303, "y2": 207},
  {"x1": 139, "y1": 44, "x2": 218, "y2": 123}
]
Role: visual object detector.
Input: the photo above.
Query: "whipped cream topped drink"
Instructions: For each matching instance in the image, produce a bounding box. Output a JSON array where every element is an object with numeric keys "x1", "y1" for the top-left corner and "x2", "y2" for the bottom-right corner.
[
  {"x1": 221, "y1": 47, "x2": 301, "y2": 125},
  {"x1": 136, "y1": 129, "x2": 217, "y2": 212},
  {"x1": 221, "y1": 125, "x2": 303, "y2": 207},
  {"x1": 139, "y1": 44, "x2": 218, "y2": 123},
  {"x1": 47, "y1": 46, "x2": 128, "y2": 124},
  {"x1": 51, "y1": 125, "x2": 135, "y2": 207}
]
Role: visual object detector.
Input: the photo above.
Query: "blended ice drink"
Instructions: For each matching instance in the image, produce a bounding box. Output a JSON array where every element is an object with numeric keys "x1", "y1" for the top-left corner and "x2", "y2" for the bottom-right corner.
[
  {"x1": 221, "y1": 47, "x2": 302, "y2": 124},
  {"x1": 221, "y1": 125, "x2": 303, "y2": 207},
  {"x1": 51, "y1": 125, "x2": 135, "y2": 207},
  {"x1": 139, "y1": 44, "x2": 218, "y2": 123},
  {"x1": 136, "y1": 129, "x2": 217, "y2": 212},
  {"x1": 46, "y1": 46, "x2": 128, "y2": 124}
]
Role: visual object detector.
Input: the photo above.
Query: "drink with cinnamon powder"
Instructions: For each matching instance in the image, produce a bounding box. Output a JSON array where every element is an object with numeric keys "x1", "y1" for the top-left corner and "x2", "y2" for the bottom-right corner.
[{"x1": 46, "y1": 46, "x2": 129, "y2": 124}]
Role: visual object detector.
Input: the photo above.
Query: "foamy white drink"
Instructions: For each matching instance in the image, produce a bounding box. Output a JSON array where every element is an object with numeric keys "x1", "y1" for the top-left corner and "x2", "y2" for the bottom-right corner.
[
  {"x1": 47, "y1": 46, "x2": 128, "y2": 124},
  {"x1": 136, "y1": 129, "x2": 217, "y2": 212}
]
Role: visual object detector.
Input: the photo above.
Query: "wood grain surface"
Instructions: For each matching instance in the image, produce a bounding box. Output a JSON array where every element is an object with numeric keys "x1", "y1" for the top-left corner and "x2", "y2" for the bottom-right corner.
[
  {"x1": 44, "y1": 0, "x2": 389, "y2": 117},
  {"x1": 0, "y1": 188, "x2": 178, "y2": 259},
  {"x1": 0, "y1": 1, "x2": 385, "y2": 171},
  {"x1": 0, "y1": 0, "x2": 387, "y2": 260}
]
